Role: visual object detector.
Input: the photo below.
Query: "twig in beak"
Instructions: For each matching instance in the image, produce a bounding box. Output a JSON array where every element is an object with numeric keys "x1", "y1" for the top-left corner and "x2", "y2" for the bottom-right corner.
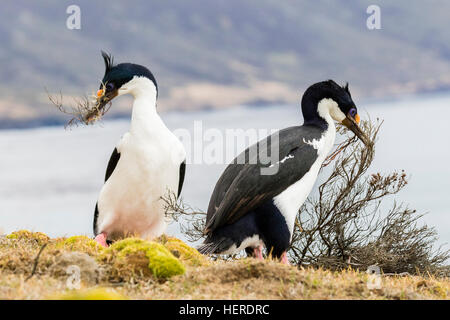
[
  {"x1": 342, "y1": 117, "x2": 371, "y2": 146},
  {"x1": 46, "y1": 86, "x2": 112, "y2": 128}
]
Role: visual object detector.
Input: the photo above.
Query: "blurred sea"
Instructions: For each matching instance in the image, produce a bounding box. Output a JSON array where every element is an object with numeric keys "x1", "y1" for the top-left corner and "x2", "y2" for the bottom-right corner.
[{"x1": 0, "y1": 93, "x2": 449, "y2": 249}]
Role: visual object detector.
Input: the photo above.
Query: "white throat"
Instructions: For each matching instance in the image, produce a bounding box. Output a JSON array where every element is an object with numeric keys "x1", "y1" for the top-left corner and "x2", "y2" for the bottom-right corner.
[
  {"x1": 273, "y1": 98, "x2": 342, "y2": 236},
  {"x1": 313, "y1": 98, "x2": 346, "y2": 157},
  {"x1": 118, "y1": 76, "x2": 162, "y2": 136},
  {"x1": 317, "y1": 98, "x2": 345, "y2": 125}
]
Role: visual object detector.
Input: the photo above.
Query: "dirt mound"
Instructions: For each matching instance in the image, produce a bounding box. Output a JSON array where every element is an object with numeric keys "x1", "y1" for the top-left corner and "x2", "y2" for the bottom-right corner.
[{"x1": 194, "y1": 260, "x2": 301, "y2": 283}]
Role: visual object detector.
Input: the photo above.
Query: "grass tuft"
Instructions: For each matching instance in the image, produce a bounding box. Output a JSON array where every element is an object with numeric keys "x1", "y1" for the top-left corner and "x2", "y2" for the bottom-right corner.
[
  {"x1": 52, "y1": 235, "x2": 105, "y2": 255},
  {"x1": 6, "y1": 230, "x2": 49, "y2": 246}
]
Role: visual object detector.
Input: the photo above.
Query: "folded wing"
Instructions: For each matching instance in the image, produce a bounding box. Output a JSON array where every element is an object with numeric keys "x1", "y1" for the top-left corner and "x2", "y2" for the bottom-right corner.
[{"x1": 205, "y1": 125, "x2": 323, "y2": 233}]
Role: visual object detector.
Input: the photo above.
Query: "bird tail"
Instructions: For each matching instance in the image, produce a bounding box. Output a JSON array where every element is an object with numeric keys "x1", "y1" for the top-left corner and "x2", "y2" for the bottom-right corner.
[{"x1": 197, "y1": 237, "x2": 233, "y2": 255}]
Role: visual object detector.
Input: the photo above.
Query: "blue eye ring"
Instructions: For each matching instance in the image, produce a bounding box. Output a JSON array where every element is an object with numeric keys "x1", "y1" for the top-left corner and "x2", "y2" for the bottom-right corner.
[
  {"x1": 106, "y1": 82, "x2": 115, "y2": 91},
  {"x1": 349, "y1": 107, "x2": 357, "y2": 117}
]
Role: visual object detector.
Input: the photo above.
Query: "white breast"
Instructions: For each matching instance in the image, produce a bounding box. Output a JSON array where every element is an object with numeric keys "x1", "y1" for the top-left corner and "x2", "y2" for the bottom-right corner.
[
  {"x1": 222, "y1": 235, "x2": 264, "y2": 255},
  {"x1": 273, "y1": 107, "x2": 336, "y2": 238},
  {"x1": 97, "y1": 130, "x2": 184, "y2": 240},
  {"x1": 95, "y1": 78, "x2": 186, "y2": 240}
]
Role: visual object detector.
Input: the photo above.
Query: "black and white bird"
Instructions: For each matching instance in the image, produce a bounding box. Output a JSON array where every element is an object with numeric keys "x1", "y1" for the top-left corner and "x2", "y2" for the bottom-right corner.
[
  {"x1": 92, "y1": 52, "x2": 186, "y2": 247},
  {"x1": 198, "y1": 80, "x2": 368, "y2": 263}
]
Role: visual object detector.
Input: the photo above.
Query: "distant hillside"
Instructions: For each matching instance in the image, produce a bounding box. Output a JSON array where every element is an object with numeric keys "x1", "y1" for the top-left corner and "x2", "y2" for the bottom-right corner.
[{"x1": 1, "y1": 0, "x2": 450, "y2": 127}]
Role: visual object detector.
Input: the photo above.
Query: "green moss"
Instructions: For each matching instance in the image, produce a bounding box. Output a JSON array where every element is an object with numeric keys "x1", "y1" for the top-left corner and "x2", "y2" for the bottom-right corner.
[
  {"x1": 107, "y1": 238, "x2": 185, "y2": 278},
  {"x1": 6, "y1": 230, "x2": 49, "y2": 245},
  {"x1": 51, "y1": 288, "x2": 126, "y2": 300},
  {"x1": 162, "y1": 237, "x2": 209, "y2": 267},
  {"x1": 52, "y1": 235, "x2": 105, "y2": 255}
]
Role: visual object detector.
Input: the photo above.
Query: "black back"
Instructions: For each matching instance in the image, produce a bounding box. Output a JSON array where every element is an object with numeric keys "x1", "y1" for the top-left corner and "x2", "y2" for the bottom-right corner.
[{"x1": 205, "y1": 125, "x2": 323, "y2": 233}]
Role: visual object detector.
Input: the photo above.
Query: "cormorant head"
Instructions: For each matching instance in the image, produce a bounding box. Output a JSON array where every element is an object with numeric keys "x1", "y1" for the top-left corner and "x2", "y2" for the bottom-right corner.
[
  {"x1": 95, "y1": 51, "x2": 158, "y2": 111},
  {"x1": 301, "y1": 80, "x2": 368, "y2": 145}
]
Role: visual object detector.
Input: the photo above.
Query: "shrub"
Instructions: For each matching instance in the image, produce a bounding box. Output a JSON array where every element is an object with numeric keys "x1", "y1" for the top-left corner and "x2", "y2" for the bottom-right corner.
[
  {"x1": 167, "y1": 119, "x2": 449, "y2": 276},
  {"x1": 289, "y1": 120, "x2": 449, "y2": 275}
]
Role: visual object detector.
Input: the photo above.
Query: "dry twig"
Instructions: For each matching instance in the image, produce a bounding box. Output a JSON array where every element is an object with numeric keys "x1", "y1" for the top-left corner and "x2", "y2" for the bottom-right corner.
[
  {"x1": 25, "y1": 243, "x2": 47, "y2": 281},
  {"x1": 162, "y1": 191, "x2": 206, "y2": 242},
  {"x1": 46, "y1": 85, "x2": 111, "y2": 128}
]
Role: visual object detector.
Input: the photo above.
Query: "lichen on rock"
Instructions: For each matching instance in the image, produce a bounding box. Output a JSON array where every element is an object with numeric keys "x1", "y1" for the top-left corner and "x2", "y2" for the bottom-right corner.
[
  {"x1": 50, "y1": 287, "x2": 126, "y2": 300},
  {"x1": 160, "y1": 236, "x2": 209, "y2": 267},
  {"x1": 102, "y1": 238, "x2": 185, "y2": 279}
]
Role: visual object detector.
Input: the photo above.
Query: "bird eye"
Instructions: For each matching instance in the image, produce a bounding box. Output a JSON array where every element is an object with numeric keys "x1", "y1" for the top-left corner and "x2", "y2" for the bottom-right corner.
[
  {"x1": 349, "y1": 107, "x2": 357, "y2": 117},
  {"x1": 106, "y1": 83, "x2": 115, "y2": 91}
]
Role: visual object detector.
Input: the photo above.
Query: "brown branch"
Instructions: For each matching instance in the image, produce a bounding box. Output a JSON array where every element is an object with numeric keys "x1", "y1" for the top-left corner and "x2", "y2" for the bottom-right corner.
[{"x1": 25, "y1": 243, "x2": 47, "y2": 281}]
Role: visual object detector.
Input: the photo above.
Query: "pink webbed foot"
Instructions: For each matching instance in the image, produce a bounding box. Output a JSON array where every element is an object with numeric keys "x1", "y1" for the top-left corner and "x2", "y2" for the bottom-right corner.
[
  {"x1": 253, "y1": 245, "x2": 264, "y2": 261},
  {"x1": 280, "y1": 252, "x2": 290, "y2": 265},
  {"x1": 94, "y1": 232, "x2": 108, "y2": 247}
]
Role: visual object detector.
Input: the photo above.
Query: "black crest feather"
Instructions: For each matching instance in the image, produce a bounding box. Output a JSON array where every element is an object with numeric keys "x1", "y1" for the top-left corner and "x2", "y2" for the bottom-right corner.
[
  {"x1": 343, "y1": 82, "x2": 351, "y2": 97},
  {"x1": 101, "y1": 51, "x2": 114, "y2": 76}
]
